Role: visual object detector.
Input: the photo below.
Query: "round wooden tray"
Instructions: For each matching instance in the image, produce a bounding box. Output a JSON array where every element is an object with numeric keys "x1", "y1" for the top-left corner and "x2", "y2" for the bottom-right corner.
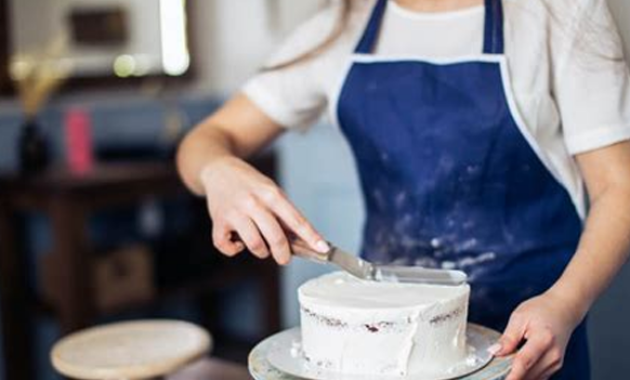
[{"x1": 249, "y1": 324, "x2": 513, "y2": 380}]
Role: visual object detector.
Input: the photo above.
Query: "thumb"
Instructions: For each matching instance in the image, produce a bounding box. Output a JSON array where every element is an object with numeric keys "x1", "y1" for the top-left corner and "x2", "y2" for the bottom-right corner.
[{"x1": 495, "y1": 313, "x2": 527, "y2": 356}]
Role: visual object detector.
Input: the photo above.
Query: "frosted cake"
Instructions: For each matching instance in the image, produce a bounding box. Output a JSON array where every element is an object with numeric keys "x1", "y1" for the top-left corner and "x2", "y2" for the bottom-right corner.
[{"x1": 298, "y1": 272, "x2": 470, "y2": 376}]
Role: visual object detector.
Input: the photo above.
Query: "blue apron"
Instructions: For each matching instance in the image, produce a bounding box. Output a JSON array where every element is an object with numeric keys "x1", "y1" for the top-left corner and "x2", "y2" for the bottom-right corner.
[{"x1": 336, "y1": 0, "x2": 590, "y2": 378}]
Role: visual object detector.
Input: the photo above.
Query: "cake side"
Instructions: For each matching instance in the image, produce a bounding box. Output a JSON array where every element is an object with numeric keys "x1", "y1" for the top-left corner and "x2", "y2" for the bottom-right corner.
[
  {"x1": 298, "y1": 272, "x2": 470, "y2": 376},
  {"x1": 406, "y1": 290, "x2": 469, "y2": 374}
]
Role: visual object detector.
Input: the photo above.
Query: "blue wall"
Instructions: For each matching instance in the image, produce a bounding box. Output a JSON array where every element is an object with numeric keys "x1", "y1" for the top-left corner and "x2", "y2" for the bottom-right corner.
[{"x1": 0, "y1": 92, "x2": 222, "y2": 174}]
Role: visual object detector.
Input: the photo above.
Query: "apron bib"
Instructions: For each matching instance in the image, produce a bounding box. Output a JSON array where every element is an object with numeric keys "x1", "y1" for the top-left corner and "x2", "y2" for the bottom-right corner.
[{"x1": 335, "y1": 0, "x2": 589, "y2": 378}]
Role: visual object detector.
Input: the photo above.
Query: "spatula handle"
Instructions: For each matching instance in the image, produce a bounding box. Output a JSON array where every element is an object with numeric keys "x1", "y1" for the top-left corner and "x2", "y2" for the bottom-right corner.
[
  {"x1": 289, "y1": 238, "x2": 331, "y2": 264},
  {"x1": 230, "y1": 231, "x2": 330, "y2": 264}
]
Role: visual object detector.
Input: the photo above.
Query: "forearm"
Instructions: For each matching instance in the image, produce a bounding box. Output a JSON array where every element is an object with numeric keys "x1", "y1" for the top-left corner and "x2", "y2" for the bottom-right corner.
[
  {"x1": 548, "y1": 184, "x2": 630, "y2": 321},
  {"x1": 176, "y1": 123, "x2": 241, "y2": 196},
  {"x1": 176, "y1": 94, "x2": 286, "y2": 196}
]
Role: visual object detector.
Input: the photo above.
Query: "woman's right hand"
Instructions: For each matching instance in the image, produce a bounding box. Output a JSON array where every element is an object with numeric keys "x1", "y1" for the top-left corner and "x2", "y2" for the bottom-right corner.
[{"x1": 200, "y1": 156, "x2": 330, "y2": 265}]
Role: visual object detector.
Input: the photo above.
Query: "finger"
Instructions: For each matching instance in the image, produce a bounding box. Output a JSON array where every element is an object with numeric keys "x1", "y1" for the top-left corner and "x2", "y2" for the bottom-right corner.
[
  {"x1": 523, "y1": 360, "x2": 550, "y2": 380},
  {"x1": 524, "y1": 348, "x2": 563, "y2": 380},
  {"x1": 231, "y1": 215, "x2": 270, "y2": 259},
  {"x1": 265, "y1": 191, "x2": 329, "y2": 253},
  {"x1": 212, "y1": 223, "x2": 245, "y2": 256},
  {"x1": 537, "y1": 365, "x2": 561, "y2": 380},
  {"x1": 525, "y1": 367, "x2": 554, "y2": 380},
  {"x1": 506, "y1": 330, "x2": 554, "y2": 380},
  {"x1": 497, "y1": 313, "x2": 527, "y2": 356},
  {"x1": 249, "y1": 204, "x2": 292, "y2": 265}
]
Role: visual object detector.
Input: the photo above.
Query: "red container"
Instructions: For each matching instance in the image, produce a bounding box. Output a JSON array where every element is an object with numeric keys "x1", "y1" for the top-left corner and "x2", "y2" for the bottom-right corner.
[{"x1": 64, "y1": 107, "x2": 95, "y2": 175}]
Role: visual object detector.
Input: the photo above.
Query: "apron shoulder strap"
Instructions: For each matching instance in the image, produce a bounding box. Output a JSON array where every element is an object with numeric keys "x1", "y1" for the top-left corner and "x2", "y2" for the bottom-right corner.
[
  {"x1": 354, "y1": 0, "x2": 505, "y2": 55},
  {"x1": 483, "y1": 0, "x2": 505, "y2": 55},
  {"x1": 354, "y1": 0, "x2": 388, "y2": 54}
]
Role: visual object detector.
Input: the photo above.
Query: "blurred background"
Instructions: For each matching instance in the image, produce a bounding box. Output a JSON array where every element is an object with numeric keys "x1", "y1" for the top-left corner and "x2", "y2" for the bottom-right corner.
[{"x1": 0, "y1": 0, "x2": 628, "y2": 379}]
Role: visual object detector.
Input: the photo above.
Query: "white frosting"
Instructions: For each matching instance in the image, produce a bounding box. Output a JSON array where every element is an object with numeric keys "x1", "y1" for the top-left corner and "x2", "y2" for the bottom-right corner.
[{"x1": 298, "y1": 272, "x2": 470, "y2": 376}]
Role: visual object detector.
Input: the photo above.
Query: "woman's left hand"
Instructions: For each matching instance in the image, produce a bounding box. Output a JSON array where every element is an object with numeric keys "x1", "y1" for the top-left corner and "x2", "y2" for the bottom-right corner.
[{"x1": 491, "y1": 291, "x2": 586, "y2": 380}]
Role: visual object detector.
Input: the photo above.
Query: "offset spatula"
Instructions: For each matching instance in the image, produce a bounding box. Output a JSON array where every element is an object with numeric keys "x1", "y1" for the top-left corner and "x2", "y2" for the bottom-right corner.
[{"x1": 291, "y1": 239, "x2": 467, "y2": 286}]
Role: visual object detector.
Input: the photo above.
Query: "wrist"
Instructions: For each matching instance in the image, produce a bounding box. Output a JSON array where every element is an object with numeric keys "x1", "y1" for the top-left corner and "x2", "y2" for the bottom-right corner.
[
  {"x1": 199, "y1": 156, "x2": 239, "y2": 188},
  {"x1": 546, "y1": 280, "x2": 591, "y2": 326}
]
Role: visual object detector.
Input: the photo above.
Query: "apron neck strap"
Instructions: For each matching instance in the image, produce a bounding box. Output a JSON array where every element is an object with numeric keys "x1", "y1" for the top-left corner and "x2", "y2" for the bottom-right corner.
[{"x1": 354, "y1": 0, "x2": 505, "y2": 55}]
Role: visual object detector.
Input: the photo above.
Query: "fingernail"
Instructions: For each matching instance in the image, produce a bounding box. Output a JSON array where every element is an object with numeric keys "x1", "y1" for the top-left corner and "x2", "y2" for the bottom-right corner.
[
  {"x1": 487, "y1": 343, "x2": 502, "y2": 356},
  {"x1": 279, "y1": 257, "x2": 291, "y2": 266},
  {"x1": 315, "y1": 240, "x2": 330, "y2": 253}
]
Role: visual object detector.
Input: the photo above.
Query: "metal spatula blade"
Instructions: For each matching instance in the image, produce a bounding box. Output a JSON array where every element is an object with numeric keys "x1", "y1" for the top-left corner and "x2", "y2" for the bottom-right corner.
[
  {"x1": 372, "y1": 265, "x2": 468, "y2": 286},
  {"x1": 289, "y1": 239, "x2": 374, "y2": 279},
  {"x1": 291, "y1": 240, "x2": 467, "y2": 286},
  {"x1": 326, "y1": 246, "x2": 375, "y2": 280}
]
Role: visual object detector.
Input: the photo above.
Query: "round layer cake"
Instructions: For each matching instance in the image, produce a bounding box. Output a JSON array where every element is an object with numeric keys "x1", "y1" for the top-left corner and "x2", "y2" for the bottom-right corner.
[{"x1": 298, "y1": 272, "x2": 470, "y2": 376}]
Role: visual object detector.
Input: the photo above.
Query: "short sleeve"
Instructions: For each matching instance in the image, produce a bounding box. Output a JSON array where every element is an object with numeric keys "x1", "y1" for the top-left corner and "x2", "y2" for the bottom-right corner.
[
  {"x1": 242, "y1": 5, "x2": 341, "y2": 130},
  {"x1": 552, "y1": 0, "x2": 630, "y2": 155}
]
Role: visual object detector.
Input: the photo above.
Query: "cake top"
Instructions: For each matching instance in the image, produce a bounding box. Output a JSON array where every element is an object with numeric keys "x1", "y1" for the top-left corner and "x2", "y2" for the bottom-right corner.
[{"x1": 299, "y1": 272, "x2": 469, "y2": 310}]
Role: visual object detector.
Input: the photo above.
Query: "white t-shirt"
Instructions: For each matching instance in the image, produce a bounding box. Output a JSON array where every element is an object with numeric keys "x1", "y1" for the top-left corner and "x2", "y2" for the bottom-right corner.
[{"x1": 243, "y1": 0, "x2": 630, "y2": 218}]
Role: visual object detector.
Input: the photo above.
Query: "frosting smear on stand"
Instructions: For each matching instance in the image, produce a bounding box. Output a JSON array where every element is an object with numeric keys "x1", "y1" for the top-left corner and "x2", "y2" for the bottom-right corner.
[{"x1": 298, "y1": 272, "x2": 470, "y2": 376}]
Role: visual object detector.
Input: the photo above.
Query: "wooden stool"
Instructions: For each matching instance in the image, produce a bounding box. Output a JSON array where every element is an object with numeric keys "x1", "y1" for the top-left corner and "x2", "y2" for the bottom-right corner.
[{"x1": 51, "y1": 320, "x2": 212, "y2": 380}]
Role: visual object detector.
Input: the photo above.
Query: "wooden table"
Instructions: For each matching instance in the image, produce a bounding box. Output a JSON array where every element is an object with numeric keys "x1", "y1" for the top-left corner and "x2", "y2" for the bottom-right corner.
[
  {"x1": 0, "y1": 160, "x2": 280, "y2": 380},
  {"x1": 169, "y1": 358, "x2": 252, "y2": 380}
]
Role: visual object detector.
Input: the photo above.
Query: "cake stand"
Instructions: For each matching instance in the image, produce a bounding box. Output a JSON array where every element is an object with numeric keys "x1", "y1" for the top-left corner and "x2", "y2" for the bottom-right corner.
[{"x1": 249, "y1": 324, "x2": 513, "y2": 380}]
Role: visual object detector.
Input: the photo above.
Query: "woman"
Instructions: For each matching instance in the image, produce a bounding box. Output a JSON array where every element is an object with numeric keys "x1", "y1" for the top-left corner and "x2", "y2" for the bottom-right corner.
[{"x1": 177, "y1": 0, "x2": 630, "y2": 379}]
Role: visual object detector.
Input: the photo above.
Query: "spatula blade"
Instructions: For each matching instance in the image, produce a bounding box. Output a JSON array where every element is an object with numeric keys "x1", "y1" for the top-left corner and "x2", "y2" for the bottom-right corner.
[
  {"x1": 374, "y1": 265, "x2": 468, "y2": 286},
  {"x1": 327, "y1": 247, "x2": 375, "y2": 280}
]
